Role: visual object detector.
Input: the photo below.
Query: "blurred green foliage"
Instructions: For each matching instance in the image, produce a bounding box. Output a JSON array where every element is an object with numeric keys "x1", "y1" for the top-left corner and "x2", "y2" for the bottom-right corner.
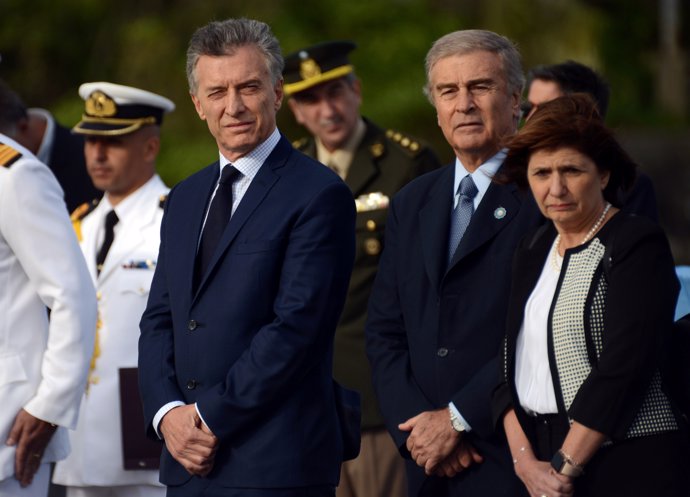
[{"x1": 1, "y1": 0, "x2": 688, "y2": 186}]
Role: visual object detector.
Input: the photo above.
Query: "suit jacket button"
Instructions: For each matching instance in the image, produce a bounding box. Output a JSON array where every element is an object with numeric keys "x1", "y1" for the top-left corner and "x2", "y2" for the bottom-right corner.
[
  {"x1": 437, "y1": 347, "x2": 449, "y2": 357},
  {"x1": 188, "y1": 320, "x2": 197, "y2": 331},
  {"x1": 186, "y1": 380, "x2": 197, "y2": 390}
]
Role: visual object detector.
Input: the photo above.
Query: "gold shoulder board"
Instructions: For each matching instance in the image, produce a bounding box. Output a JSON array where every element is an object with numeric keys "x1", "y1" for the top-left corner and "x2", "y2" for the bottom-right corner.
[{"x1": 0, "y1": 143, "x2": 22, "y2": 168}]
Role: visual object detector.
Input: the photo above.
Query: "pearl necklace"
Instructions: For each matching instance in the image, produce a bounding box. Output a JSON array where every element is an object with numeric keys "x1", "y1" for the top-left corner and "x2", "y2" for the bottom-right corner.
[{"x1": 551, "y1": 202, "x2": 612, "y2": 272}]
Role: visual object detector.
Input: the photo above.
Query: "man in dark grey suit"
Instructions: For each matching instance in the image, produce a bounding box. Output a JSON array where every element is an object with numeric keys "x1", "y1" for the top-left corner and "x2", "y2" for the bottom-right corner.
[{"x1": 366, "y1": 29, "x2": 542, "y2": 497}]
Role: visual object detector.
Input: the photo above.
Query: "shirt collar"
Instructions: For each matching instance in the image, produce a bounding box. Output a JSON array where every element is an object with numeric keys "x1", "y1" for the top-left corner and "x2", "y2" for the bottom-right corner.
[
  {"x1": 28, "y1": 108, "x2": 55, "y2": 164},
  {"x1": 103, "y1": 175, "x2": 160, "y2": 223},
  {"x1": 453, "y1": 149, "x2": 506, "y2": 206},
  {"x1": 315, "y1": 118, "x2": 366, "y2": 179},
  {"x1": 218, "y1": 127, "x2": 281, "y2": 180}
]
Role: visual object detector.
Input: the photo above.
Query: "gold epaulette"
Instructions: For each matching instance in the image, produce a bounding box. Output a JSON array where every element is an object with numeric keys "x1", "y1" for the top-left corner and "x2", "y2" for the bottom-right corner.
[
  {"x1": 70, "y1": 199, "x2": 100, "y2": 242},
  {"x1": 292, "y1": 137, "x2": 310, "y2": 151},
  {"x1": 159, "y1": 194, "x2": 168, "y2": 209},
  {"x1": 385, "y1": 129, "x2": 422, "y2": 156},
  {"x1": 0, "y1": 143, "x2": 22, "y2": 168}
]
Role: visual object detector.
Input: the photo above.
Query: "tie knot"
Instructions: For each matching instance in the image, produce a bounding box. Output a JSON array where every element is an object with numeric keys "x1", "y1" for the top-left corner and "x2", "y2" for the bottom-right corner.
[
  {"x1": 219, "y1": 165, "x2": 240, "y2": 185},
  {"x1": 458, "y1": 175, "x2": 478, "y2": 199},
  {"x1": 105, "y1": 210, "x2": 119, "y2": 228}
]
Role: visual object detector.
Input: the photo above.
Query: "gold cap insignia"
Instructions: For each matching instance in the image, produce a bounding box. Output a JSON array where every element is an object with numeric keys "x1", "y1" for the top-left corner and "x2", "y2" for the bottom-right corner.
[
  {"x1": 85, "y1": 91, "x2": 117, "y2": 117},
  {"x1": 299, "y1": 56, "x2": 322, "y2": 81}
]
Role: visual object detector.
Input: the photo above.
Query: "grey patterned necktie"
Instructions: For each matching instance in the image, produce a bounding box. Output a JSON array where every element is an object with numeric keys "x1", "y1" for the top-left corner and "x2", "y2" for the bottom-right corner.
[{"x1": 447, "y1": 174, "x2": 478, "y2": 265}]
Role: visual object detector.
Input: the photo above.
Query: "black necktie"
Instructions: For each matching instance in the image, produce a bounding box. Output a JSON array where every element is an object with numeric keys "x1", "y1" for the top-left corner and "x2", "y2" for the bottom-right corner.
[
  {"x1": 196, "y1": 165, "x2": 240, "y2": 281},
  {"x1": 96, "y1": 210, "x2": 118, "y2": 275}
]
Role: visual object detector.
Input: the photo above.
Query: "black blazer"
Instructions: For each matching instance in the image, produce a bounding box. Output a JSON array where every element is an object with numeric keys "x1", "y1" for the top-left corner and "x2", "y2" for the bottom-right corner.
[{"x1": 495, "y1": 213, "x2": 680, "y2": 446}]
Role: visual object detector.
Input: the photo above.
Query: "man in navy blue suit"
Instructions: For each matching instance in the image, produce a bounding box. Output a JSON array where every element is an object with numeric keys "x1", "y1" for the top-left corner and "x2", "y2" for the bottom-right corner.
[
  {"x1": 138, "y1": 18, "x2": 356, "y2": 497},
  {"x1": 366, "y1": 30, "x2": 543, "y2": 496}
]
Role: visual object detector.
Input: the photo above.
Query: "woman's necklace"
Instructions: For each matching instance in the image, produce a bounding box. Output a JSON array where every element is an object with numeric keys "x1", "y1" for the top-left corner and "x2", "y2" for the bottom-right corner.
[{"x1": 551, "y1": 202, "x2": 612, "y2": 272}]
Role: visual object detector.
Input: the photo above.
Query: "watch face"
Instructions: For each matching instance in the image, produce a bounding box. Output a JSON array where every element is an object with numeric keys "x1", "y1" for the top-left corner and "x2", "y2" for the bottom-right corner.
[
  {"x1": 550, "y1": 451, "x2": 583, "y2": 477},
  {"x1": 450, "y1": 413, "x2": 465, "y2": 432},
  {"x1": 550, "y1": 451, "x2": 565, "y2": 472}
]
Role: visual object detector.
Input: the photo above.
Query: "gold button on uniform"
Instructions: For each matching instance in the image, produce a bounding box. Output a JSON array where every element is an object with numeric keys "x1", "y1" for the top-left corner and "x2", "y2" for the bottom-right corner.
[
  {"x1": 364, "y1": 238, "x2": 381, "y2": 255},
  {"x1": 366, "y1": 220, "x2": 376, "y2": 231}
]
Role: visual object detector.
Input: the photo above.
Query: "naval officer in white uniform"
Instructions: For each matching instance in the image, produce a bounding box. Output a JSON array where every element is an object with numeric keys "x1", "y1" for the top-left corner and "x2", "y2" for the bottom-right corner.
[{"x1": 53, "y1": 82, "x2": 174, "y2": 497}]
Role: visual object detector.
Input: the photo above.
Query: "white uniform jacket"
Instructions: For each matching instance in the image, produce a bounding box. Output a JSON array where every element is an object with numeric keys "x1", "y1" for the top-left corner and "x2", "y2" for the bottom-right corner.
[
  {"x1": 54, "y1": 175, "x2": 168, "y2": 487},
  {"x1": 0, "y1": 135, "x2": 97, "y2": 481}
]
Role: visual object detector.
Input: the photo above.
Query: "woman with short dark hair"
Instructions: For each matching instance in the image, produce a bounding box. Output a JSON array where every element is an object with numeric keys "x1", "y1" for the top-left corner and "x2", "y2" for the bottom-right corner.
[{"x1": 493, "y1": 94, "x2": 689, "y2": 497}]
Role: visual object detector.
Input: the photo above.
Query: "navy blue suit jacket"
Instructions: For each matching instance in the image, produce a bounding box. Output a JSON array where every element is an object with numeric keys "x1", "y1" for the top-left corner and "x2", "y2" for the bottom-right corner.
[
  {"x1": 139, "y1": 136, "x2": 356, "y2": 489},
  {"x1": 366, "y1": 163, "x2": 542, "y2": 496}
]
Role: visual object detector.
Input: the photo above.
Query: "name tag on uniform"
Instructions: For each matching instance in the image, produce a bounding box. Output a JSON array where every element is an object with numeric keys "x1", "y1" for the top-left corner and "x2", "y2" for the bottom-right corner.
[{"x1": 355, "y1": 192, "x2": 389, "y2": 213}]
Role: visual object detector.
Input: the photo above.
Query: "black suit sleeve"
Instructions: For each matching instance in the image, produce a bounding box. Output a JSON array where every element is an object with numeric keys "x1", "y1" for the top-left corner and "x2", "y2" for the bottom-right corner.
[{"x1": 365, "y1": 198, "x2": 435, "y2": 455}]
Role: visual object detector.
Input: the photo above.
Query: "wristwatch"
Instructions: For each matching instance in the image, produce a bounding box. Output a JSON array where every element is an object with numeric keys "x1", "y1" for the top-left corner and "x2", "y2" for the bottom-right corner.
[
  {"x1": 449, "y1": 408, "x2": 467, "y2": 433},
  {"x1": 550, "y1": 450, "x2": 584, "y2": 477}
]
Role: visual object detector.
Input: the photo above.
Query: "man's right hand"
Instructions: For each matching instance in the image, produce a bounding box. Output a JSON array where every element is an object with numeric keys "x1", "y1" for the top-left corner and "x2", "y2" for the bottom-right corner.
[{"x1": 159, "y1": 404, "x2": 218, "y2": 477}]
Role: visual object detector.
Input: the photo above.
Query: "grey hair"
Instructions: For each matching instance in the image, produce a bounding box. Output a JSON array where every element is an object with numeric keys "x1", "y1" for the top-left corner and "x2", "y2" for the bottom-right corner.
[
  {"x1": 423, "y1": 29, "x2": 525, "y2": 103},
  {"x1": 0, "y1": 78, "x2": 28, "y2": 137},
  {"x1": 186, "y1": 18, "x2": 284, "y2": 94}
]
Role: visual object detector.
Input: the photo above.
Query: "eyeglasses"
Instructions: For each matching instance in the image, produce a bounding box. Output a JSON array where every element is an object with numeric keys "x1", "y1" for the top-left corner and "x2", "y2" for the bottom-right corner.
[{"x1": 520, "y1": 101, "x2": 535, "y2": 118}]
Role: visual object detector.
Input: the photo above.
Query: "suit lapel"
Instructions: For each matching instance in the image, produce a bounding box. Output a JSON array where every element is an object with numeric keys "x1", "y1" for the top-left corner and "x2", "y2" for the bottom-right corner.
[
  {"x1": 193, "y1": 138, "x2": 288, "y2": 297},
  {"x1": 447, "y1": 179, "x2": 523, "y2": 270},
  {"x1": 98, "y1": 179, "x2": 165, "y2": 283},
  {"x1": 79, "y1": 209, "x2": 101, "y2": 283},
  {"x1": 181, "y1": 163, "x2": 220, "y2": 297},
  {"x1": 508, "y1": 224, "x2": 555, "y2": 343},
  {"x1": 345, "y1": 122, "x2": 382, "y2": 197},
  {"x1": 448, "y1": 182, "x2": 521, "y2": 270},
  {"x1": 419, "y1": 165, "x2": 454, "y2": 293}
]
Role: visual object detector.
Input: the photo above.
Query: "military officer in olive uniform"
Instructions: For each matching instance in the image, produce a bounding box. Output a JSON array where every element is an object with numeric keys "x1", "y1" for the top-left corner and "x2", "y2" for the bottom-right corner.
[
  {"x1": 283, "y1": 41, "x2": 441, "y2": 497},
  {"x1": 52, "y1": 82, "x2": 174, "y2": 497}
]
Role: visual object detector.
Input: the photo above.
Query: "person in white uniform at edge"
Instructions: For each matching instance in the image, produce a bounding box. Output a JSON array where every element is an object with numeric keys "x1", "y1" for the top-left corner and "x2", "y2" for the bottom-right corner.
[
  {"x1": 52, "y1": 82, "x2": 174, "y2": 497},
  {"x1": 0, "y1": 109, "x2": 97, "y2": 496}
]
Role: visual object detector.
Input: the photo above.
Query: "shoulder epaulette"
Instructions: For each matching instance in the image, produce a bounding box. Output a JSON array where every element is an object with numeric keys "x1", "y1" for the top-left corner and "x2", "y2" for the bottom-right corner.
[
  {"x1": 0, "y1": 143, "x2": 22, "y2": 168},
  {"x1": 70, "y1": 199, "x2": 100, "y2": 222},
  {"x1": 70, "y1": 198, "x2": 100, "y2": 242},
  {"x1": 292, "y1": 137, "x2": 310, "y2": 151},
  {"x1": 385, "y1": 129, "x2": 423, "y2": 156},
  {"x1": 159, "y1": 194, "x2": 168, "y2": 209}
]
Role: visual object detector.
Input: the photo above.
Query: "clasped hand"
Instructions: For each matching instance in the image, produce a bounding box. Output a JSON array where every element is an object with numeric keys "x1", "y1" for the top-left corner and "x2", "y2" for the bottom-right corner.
[
  {"x1": 399, "y1": 408, "x2": 483, "y2": 477},
  {"x1": 160, "y1": 404, "x2": 219, "y2": 477},
  {"x1": 515, "y1": 457, "x2": 574, "y2": 497}
]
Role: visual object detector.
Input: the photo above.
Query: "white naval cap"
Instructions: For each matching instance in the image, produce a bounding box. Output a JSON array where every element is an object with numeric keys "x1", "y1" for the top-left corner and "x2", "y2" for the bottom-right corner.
[{"x1": 73, "y1": 81, "x2": 175, "y2": 136}]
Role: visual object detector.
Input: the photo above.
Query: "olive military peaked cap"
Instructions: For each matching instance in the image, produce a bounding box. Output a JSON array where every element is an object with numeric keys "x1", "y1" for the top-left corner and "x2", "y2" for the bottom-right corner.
[{"x1": 283, "y1": 40, "x2": 357, "y2": 96}]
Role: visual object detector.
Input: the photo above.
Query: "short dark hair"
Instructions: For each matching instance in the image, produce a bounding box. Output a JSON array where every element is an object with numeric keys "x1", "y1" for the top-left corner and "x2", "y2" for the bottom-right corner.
[
  {"x1": 501, "y1": 93, "x2": 635, "y2": 207},
  {"x1": 528, "y1": 60, "x2": 610, "y2": 117},
  {"x1": 186, "y1": 18, "x2": 283, "y2": 95},
  {"x1": 0, "y1": 78, "x2": 28, "y2": 136}
]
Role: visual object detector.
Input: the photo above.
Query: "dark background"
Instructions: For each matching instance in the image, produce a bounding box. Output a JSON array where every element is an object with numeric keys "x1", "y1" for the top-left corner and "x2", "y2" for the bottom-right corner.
[{"x1": 2, "y1": 0, "x2": 689, "y2": 260}]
